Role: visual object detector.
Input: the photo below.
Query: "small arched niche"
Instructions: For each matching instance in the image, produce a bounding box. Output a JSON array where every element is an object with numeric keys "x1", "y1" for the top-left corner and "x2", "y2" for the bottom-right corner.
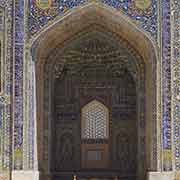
[{"x1": 81, "y1": 100, "x2": 109, "y2": 139}]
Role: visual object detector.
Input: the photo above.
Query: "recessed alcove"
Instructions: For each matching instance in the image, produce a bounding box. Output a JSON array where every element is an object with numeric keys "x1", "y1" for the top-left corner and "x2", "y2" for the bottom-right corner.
[
  {"x1": 31, "y1": 2, "x2": 158, "y2": 180},
  {"x1": 50, "y1": 31, "x2": 138, "y2": 180}
]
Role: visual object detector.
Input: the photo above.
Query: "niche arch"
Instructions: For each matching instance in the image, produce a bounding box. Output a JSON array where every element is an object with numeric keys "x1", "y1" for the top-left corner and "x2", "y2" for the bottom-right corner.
[
  {"x1": 81, "y1": 100, "x2": 109, "y2": 139},
  {"x1": 30, "y1": 2, "x2": 159, "y2": 180}
]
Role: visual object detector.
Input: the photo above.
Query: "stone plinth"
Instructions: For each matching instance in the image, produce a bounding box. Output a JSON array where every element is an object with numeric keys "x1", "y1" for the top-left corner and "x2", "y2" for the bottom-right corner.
[
  {"x1": 175, "y1": 172, "x2": 180, "y2": 180},
  {"x1": 148, "y1": 171, "x2": 175, "y2": 180},
  {"x1": 0, "y1": 172, "x2": 10, "y2": 180},
  {"x1": 12, "y1": 170, "x2": 39, "y2": 180}
]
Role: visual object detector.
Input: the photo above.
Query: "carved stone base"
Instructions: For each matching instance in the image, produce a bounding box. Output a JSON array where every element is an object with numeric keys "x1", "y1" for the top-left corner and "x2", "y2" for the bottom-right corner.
[
  {"x1": 12, "y1": 170, "x2": 39, "y2": 180},
  {"x1": 147, "y1": 171, "x2": 175, "y2": 180},
  {"x1": 0, "y1": 172, "x2": 10, "y2": 180},
  {"x1": 175, "y1": 171, "x2": 180, "y2": 180},
  {"x1": 39, "y1": 173, "x2": 52, "y2": 180}
]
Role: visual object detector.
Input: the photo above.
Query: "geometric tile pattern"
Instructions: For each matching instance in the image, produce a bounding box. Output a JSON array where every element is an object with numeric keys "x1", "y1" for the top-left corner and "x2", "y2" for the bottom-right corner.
[
  {"x1": 161, "y1": 0, "x2": 172, "y2": 171},
  {"x1": 13, "y1": 0, "x2": 24, "y2": 170},
  {"x1": 0, "y1": 7, "x2": 5, "y2": 170},
  {"x1": 29, "y1": 0, "x2": 158, "y2": 39},
  {"x1": 0, "y1": 0, "x2": 13, "y2": 172},
  {"x1": 171, "y1": 0, "x2": 180, "y2": 171},
  {"x1": 0, "y1": 0, "x2": 179, "y2": 174},
  {"x1": 82, "y1": 100, "x2": 109, "y2": 139}
]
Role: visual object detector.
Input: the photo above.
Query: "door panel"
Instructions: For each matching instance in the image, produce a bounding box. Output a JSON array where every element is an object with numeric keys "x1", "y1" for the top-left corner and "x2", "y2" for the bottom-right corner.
[{"x1": 81, "y1": 143, "x2": 109, "y2": 169}]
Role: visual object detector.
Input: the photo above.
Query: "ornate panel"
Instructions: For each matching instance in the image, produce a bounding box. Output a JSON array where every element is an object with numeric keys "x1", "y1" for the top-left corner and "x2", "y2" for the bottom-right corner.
[
  {"x1": 0, "y1": 0, "x2": 13, "y2": 172},
  {"x1": 161, "y1": 0, "x2": 172, "y2": 171},
  {"x1": 116, "y1": 132, "x2": 136, "y2": 172},
  {"x1": 0, "y1": 7, "x2": 5, "y2": 170},
  {"x1": 0, "y1": 8, "x2": 5, "y2": 93},
  {"x1": 52, "y1": 35, "x2": 138, "y2": 176},
  {"x1": 0, "y1": 0, "x2": 174, "y2": 176},
  {"x1": 171, "y1": 0, "x2": 180, "y2": 170},
  {"x1": 4, "y1": 0, "x2": 174, "y2": 174},
  {"x1": 111, "y1": 124, "x2": 137, "y2": 172},
  {"x1": 53, "y1": 123, "x2": 80, "y2": 171},
  {"x1": 81, "y1": 100, "x2": 109, "y2": 139},
  {"x1": 28, "y1": 0, "x2": 157, "y2": 39},
  {"x1": 13, "y1": 0, "x2": 25, "y2": 170}
]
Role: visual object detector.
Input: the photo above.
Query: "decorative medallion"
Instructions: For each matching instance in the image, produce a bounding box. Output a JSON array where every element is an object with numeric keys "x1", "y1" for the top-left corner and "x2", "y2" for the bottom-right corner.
[
  {"x1": 29, "y1": 0, "x2": 157, "y2": 38},
  {"x1": 135, "y1": 0, "x2": 151, "y2": 10},
  {"x1": 36, "y1": 0, "x2": 52, "y2": 9}
]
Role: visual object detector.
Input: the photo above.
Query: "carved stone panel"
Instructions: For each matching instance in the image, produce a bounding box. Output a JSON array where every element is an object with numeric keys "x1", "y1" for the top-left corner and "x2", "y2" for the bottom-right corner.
[
  {"x1": 111, "y1": 123, "x2": 137, "y2": 174},
  {"x1": 52, "y1": 123, "x2": 80, "y2": 171}
]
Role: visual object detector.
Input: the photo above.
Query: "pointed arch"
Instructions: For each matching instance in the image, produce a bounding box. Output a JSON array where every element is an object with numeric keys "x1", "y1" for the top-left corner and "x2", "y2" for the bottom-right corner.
[
  {"x1": 28, "y1": 1, "x2": 160, "y2": 179},
  {"x1": 31, "y1": 1, "x2": 157, "y2": 66}
]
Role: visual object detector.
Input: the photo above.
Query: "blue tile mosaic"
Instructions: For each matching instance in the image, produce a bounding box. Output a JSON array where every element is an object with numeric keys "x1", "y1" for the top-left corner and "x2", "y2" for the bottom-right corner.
[
  {"x1": 0, "y1": 0, "x2": 177, "y2": 172},
  {"x1": 28, "y1": 0, "x2": 158, "y2": 39},
  {"x1": 13, "y1": 0, "x2": 24, "y2": 170}
]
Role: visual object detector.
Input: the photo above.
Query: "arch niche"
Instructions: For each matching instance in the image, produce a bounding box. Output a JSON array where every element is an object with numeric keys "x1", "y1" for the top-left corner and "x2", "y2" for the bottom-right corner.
[{"x1": 30, "y1": 2, "x2": 158, "y2": 180}]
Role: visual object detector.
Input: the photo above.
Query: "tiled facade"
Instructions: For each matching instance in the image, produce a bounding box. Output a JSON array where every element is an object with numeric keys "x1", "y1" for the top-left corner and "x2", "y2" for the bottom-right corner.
[{"x1": 0, "y1": 0, "x2": 179, "y2": 179}]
